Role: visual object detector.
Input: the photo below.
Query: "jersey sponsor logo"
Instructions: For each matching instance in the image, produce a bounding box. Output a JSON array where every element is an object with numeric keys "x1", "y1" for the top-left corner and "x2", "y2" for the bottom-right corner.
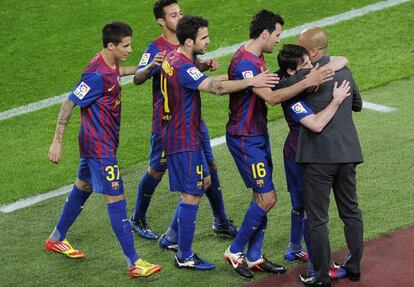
[
  {"x1": 291, "y1": 102, "x2": 307, "y2": 114},
  {"x1": 73, "y1": 82, "x2": 91, "y2": 100},
  {"x1": 242, "y1": 70, "x2": 254, "y2": 79},
  {"x1": 187, "y1": 67, "x2": 203, "y2": 80},
  {"x1": 139, "y1": 53, "x2": 151, "y2": 66},
  {"x1": 162, "y1": 59, "x2": 174, "y2": 76}
]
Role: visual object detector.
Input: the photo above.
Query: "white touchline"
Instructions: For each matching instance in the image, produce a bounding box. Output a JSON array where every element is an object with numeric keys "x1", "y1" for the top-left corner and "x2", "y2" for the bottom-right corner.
[
  {"x1": 0, "y1": 0, "x2": 406, "y2": 122},
  {"x1": 0, "y1": 0, "x2": 405, "y2": 213},
  {"x1": 363, "y1": 101, "x2": 396, "y2": 112}
]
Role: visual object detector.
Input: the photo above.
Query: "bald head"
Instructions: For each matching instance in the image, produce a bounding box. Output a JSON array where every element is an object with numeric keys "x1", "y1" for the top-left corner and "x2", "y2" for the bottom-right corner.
[{"x1": 298, "y1": 27, "x2": 328, "y2": 60}]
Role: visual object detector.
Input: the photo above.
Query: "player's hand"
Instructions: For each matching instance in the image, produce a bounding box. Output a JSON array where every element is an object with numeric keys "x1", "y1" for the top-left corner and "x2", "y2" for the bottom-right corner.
[
  {"x1": 251, "y1": 69, "x2": 280, "y2": 88},
  {"x1": 150, "y1": 51, "x2": 165, "y2": 69},
  {"x1": 48, "y1": 141, "x2": 63, "y2": 164},
  {"x1": 305, "y1": 63, "x2": 335, "y2": 88},
  {"x1": 206, "y1": 58, "x2": 219, "y2": 71},
  {"x1": 332, "y1": 80, "x2": 351, "y2": 104}
]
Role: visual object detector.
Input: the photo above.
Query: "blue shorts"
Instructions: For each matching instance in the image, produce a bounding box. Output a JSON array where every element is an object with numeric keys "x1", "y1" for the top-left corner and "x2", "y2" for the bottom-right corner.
[
  {"x1": 149, "y1": 132, "x2": 167, "y2": 171},
  {"x1": 167, "y1": 150, "x2": 210, "y2": 195},
  {"x1": 284, "y1": 158, "x2": 304, "y2": 210},
  {"x1": 226, "y1": 133, "x2": 274, "y2": 193},
  {"x1": 200, "y1": 121, "x2": 215, "y2": 164},
  {"x1": 77, "y1": 157, "x2": 124, "y2": 196}
]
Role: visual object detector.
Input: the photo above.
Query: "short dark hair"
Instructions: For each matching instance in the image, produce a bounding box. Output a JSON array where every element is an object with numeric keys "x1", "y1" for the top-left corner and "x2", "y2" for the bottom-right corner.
[
  {"x1": 153, "y1": 0, "x2": 178, "y2": 19},
  {"x1": 277, "y1": 44, "x2": 308, "y2": 77},
  {"x1": 249, "y1": 9, "x2": 284, "y2": 39},
  {"x1": 176, "y1": 15, "x2": 208, "y2": 46},
  {"x1": 102, "y1": 21, "x2": 132, "y2": 48}
]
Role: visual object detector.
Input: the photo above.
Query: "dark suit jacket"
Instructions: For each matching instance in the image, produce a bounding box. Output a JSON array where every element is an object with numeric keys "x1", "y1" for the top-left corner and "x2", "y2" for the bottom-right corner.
[{"x1": 292, "y1": 56, "x2": 364, "y2": 164}]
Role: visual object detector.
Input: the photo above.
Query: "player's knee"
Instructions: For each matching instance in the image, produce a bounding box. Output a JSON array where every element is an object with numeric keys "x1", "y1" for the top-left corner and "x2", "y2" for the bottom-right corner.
[
  {"x1": 148, "y1": 167, "x2": 165, "y2": 180},
  {"x1": 204, "y1": 175, "x2": 212, "y2": 190},
  {"x1": 75, "y1": 178, "x2": 92, "y2": 192}
]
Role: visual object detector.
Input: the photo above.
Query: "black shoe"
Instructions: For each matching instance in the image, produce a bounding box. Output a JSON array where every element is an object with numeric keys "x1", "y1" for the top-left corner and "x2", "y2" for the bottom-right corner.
[
  {"x1": 212, "y1": 219, "x2": 238, "y2": 238},
  {"x1": 224, "y1": 246, "x2": 254, "y2": 278},
  {"x1": 129, "y1": 217, "x2": 159, "y2": 240},
  {"x1": 247, "y1": 256, "x2": 287, "y2": 274},
  {"x1": 299, "y1": 274, "x2": 331, "y2": 286}
]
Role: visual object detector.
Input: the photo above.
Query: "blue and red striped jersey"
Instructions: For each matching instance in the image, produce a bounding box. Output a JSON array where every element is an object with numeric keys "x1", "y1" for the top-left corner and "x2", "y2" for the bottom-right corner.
[
  {"x1": 68, "y1": 53, "x2": 121, "y2": 159},
  {"x1": 226, "y1": 46, "x2": 268, "y2": 136},
  {"x1": 282, "y1": 95, "x2": 314, "y2": 161},
  {"x1": 137, "y1": 36, "x2": 179, "y2": 134},
  {"x1": 160, "y1": 50, "x2": 208, "y2": 155}
]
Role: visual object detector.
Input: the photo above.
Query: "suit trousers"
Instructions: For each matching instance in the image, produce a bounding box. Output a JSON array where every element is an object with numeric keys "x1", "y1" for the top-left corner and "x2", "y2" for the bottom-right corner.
[{"x1": 302, "y1": 163, "x2": 363, "y2": 283}]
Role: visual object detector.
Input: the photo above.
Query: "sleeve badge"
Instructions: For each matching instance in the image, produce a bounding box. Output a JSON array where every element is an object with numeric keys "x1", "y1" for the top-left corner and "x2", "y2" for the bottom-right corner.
[
  {"x1": 242, "y1": 70, "x2": 254, "y2": 79},
  {"x1": 73, "y1": 82, "x2": 91, "y2": 100},
  {"x1": 187, "y1": 67, "x2": 204, "y2": 80},
  {"x1": 291, "y1": 102, "x2": 307, "y2": 114}
]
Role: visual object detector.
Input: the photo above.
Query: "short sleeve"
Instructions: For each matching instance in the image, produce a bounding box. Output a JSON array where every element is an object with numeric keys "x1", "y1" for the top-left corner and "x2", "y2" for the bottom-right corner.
[
  {"x1": 234, "y1": 60, "x2": 259, "y2": 81},
  {"x1": 286, "y1": 100, "x2": 314, "y2": 123},
  {"x1": 68, "y1": 72, "x2": 104, "y2": 108},
  {"x1": 137, "y1": 44, "x2": 160, "y2": 77},
  {"x1": 178, "y1": 64, "x2": 208, "y2": 90}
]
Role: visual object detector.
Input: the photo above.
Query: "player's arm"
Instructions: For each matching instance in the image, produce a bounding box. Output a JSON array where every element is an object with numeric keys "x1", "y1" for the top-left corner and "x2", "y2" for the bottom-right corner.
[
  {"x1": 300, "y1": 80, "x2": 351, "y2": 132},
  {"x1": 197, "y1": 69, "x2": 279, "y2": 95},
  {"x1": 208, "y1": 74, "x2": 228, "y2": 81},
  {"x1": 48, "y1": 99, "x2": 76, "y2": 164},
  {"x1": 119, "y1": 66, "x2": 137, "y2": 76},
  {"x1": 134, "y1": 51, "x2": 165, "y2": 85},
  {"x1": 196, "y1": 58, "x2": 219, "y2": 72},
  {"x1": 254, "y1": 66, "x2": 335, "y2": 106}
]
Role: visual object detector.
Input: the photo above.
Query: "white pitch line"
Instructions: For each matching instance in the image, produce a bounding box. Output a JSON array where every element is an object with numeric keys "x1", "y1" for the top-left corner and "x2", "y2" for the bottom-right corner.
[
  {"x1": 0, "y1": 0, "x2": 409, "y2": 122},
  {"x1": 363, "y1": 101, "x2": 396, "y2": 112},
  {"x1": 0, "y1": 185, "x2": 72, "y2": 213}
]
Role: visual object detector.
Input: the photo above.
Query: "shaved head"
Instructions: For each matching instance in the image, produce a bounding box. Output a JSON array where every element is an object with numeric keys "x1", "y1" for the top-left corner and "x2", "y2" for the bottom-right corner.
[{"x1": 298, "y1": 27, "x2": 328, "y2": 60}]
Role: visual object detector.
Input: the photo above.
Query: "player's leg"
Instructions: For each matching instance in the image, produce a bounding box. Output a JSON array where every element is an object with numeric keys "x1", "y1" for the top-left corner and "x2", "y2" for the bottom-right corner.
[
  {"x1": 158, "y1": 200, "x2": 180, "y2": 252},
  {"x1": 331, "y1": 163, "x2": 363, "y2": 282},
  {"x1": 45, "y1": 158, "x2": 92, "y2": 258},
  {"x1": 131, "y1": 133, "x2": 166, "y2": 239},
  {"x1": 168, "y1": 151, "x2": 215, "y2": 270},
  {"x1": 97, "y1": 158, "x2": 161, "y2": 278},
  {"x1": 200, "y1": 121, "x2": 238, "y2": 237},
  {"x1": 283, "y1": 159, "x2": 309, "y2": 263}
]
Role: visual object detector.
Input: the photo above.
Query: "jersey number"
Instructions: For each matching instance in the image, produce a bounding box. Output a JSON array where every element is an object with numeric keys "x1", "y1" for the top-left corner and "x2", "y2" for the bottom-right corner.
[
  {"x1": 251, "y1": 162, "x2": 266, "y2": 179},
  {"x1": 160, "y1": 74, "x2": 171, "y2": 120},
  {"x1": 105, "y1": 165, "x2": 120, "y2": 181},
  {"x1": 196, "y1": 165, "x2": 203, "y2": 179}
]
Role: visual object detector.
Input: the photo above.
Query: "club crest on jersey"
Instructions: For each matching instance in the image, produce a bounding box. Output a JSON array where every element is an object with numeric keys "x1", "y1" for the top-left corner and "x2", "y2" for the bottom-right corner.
[
  {"x1": 73, "y1": 82, "x2": 90, "y2": 100},
  {"x1": 139, "y1": 53, "x2": 151, "y2": 66},
  {"x1": 291, "y1": 102, "x2": 307, "y2": 114},
  {"x1": 242, "y1": 70, "x2": 254, "y2": 79},
  {"x1": 187, "y1": 67, "x2": 203, "y2": 80},
  {"x1": 112, "y1": 182, "x2": 120, "y2": 190}
]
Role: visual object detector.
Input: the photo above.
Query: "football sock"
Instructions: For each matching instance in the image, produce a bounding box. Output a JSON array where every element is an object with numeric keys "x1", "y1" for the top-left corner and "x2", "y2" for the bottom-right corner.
[
  {"x1": 177, "y1": 201, "x2": 199, "y2": 260},
  {"x1": 289, "y1": 208, "x2": 304, "y2": 251},
  {"x1": 230, "y1": 202, "x2": 266, "y2": 254},
  {"x1": 164, "y1": 201, "x2": 180, "y2": 242},
  {"x1": 304, "y1": 218, "x2": 314, "y2": 263},
  {"x1": 205, "y1": 169, "x2": 228, "y2": 224},
  {"x1": 107, "y1": 200, "x2": 139, "y2": 267},
  {"x1": 132, "y1": 171, "x2": 161, "y2": 221},
  {"x1": 51, "y1": 185, "x2": 91, "y2": 242},
  {"x1": 246, "y1": 215, "x2": 267, "y2": 262}
]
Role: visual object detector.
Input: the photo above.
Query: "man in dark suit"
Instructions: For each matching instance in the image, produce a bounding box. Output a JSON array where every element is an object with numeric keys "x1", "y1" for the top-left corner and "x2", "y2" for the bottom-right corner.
[{"x1": 295, "y1": 27, "x2": 364, "y2": 287}]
